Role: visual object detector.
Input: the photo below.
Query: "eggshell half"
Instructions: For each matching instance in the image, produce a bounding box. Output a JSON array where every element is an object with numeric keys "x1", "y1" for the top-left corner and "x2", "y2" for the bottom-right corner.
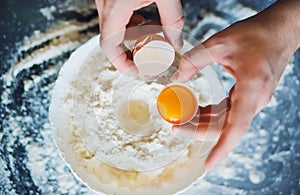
[{"x1": 133, "y1": 34, "x2": 175, "y2": 76}]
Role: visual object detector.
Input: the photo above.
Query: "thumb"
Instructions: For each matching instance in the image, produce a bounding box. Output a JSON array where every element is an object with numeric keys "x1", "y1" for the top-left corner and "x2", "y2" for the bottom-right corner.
[
  {"x1": 171, "y1": 44, "x2": 214, "y2": 82},
  {"x1": 156, "y1": 0, "x2": 184, "y2": 50},
  {"x1": 205, "y1": 84, "x2": 258, "y2": 171}
]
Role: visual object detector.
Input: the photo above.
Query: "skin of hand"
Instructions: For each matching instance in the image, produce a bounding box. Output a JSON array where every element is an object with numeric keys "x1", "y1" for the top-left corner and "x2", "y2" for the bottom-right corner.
[
  {"x1": 172, "y1": 0, "x2": 300, "y2": 171},
  {"x1": 95, "y1": 0, "x2": 184, "y2": 73}
]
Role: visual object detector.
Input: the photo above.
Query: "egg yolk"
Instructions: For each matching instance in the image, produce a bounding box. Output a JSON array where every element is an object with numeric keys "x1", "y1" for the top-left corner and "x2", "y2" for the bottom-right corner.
[{"x1": 157, "y1": 84, "x2": 197, "y2": 125}]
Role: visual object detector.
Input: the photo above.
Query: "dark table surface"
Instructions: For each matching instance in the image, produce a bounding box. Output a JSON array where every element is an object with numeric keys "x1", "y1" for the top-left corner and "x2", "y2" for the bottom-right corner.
[{"x1": 1, "y1": 0, "x2": 299, "y2": 194}]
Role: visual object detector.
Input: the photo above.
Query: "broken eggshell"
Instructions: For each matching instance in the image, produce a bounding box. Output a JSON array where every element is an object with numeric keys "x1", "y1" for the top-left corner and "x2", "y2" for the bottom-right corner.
[{"x1": 133, "y1": 34, "x2": 175, "y2": 76}]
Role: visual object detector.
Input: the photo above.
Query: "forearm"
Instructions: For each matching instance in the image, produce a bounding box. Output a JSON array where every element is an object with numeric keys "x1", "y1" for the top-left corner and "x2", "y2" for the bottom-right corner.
[
  {"x1": 258, "y1": 0, "x2": 300, "y2": 51},
  {"x1": 242, "y1": 0, "x2": 300, "y2": 80}
]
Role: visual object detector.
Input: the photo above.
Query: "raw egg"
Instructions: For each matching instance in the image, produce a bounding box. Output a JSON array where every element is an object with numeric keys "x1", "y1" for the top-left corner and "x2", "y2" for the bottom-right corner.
[{"x1": 157, "y1": 84, "x2": 198, "y2": 125}]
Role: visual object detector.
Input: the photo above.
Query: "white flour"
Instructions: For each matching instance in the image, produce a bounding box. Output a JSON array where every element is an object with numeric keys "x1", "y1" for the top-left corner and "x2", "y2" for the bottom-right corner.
[
  {"x1": 48, "y1": 34, "x2": 222, "y2": 194},
  {"x1": 68, "y1": 45, "x2": 213, "y2": 171}
]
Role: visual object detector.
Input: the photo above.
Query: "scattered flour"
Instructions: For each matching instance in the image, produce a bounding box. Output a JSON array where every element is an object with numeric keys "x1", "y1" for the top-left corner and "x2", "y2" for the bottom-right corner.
[{"x1": 249, "y1": 169, "x2": 266, "y2": 184}]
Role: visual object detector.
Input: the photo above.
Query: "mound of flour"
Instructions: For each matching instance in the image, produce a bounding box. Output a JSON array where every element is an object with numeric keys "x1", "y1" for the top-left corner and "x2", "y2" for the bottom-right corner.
[
  {"x1": 51, "y1": 35, "x2": 220, "y2": 194},
  {"x1": 68, "y1": 47, "x2": 212, "y2": 171}
]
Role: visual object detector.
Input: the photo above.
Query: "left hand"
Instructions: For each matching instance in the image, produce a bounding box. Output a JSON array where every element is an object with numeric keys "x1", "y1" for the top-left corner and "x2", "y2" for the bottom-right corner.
[{"x1": 95, "y1": 0, "x2": 184, "y2": 73}]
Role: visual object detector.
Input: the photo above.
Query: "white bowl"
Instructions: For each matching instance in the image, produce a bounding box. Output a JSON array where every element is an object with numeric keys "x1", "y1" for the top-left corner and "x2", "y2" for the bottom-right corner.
[{"x1": 49, "y1": 34, "x2": 226, "y2": 195}]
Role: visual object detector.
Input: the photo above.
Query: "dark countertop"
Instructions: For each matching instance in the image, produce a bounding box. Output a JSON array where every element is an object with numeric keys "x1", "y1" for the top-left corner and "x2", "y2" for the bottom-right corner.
[{"x1": 1, "y1": 0, "x2": 299, "y2": 194}]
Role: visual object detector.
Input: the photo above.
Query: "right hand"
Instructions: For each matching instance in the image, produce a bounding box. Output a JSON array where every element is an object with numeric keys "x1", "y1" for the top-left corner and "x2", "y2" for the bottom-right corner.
[
  {"x1": 95, "y1": 0, "x2": 184, "y2": 73},
  {"x1": 171, "y1": 0, "x2": 300, "y2": 171}
]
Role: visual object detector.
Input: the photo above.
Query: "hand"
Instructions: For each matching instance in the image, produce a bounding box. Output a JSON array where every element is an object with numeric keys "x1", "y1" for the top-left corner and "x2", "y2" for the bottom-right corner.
[
  {"x1": 172, "y1": 0, "x2": 300, "y2": 171},
  {"x1": 95, "y1": 0, "x2": 184, "y2": 73}
]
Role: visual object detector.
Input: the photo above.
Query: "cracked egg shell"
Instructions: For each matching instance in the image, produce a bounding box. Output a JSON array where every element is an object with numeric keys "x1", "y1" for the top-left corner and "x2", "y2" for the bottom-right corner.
[{"x1": 133, "y1": 34, "x2": 175, "y2": 76}]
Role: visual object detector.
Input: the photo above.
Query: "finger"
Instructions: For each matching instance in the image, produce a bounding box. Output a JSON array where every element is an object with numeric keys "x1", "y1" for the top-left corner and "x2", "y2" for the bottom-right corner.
[
  {"x1": 100, "y1": 34, "x2": 138, "y2": 73},
  {"x1": 99, "y1": 1, "x2": 138, "y2": 72},
  {"x1": 190, "y1": 97, "x2": 231, "y2": 125},
  {"x1": 173, "y1": 97, "x2": 230, "y2": 142},
  {"x1": 172, "y1": 116, "x2": 224, "y2": 142},
  {"x1": 205, "y1": 84, "x2": 258, "y2": 171},
  {"x1": 95, "y1": 0, "x2": 103, "y2": 23},
  {"x1": 173, "y1": 122, "x2": 222, "y2": 158},
  {"x1": 171, "y1": 44, "x2": 214, "y2": 82},
  {"x1": 155, "y1": 0, "x2": 184, "y2": 50},
  {"x1": 171, "y1": 34, "x2": 232, "y2": 82},
  {"x1": 172, "y1": 123, "x2": 197, "y2": 140}
]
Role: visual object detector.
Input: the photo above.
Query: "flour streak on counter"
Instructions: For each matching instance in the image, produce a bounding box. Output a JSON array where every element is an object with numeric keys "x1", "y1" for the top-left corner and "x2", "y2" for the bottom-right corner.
[{"x1": 0, "y1": 2, "x2": 99, "y2": 193}]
